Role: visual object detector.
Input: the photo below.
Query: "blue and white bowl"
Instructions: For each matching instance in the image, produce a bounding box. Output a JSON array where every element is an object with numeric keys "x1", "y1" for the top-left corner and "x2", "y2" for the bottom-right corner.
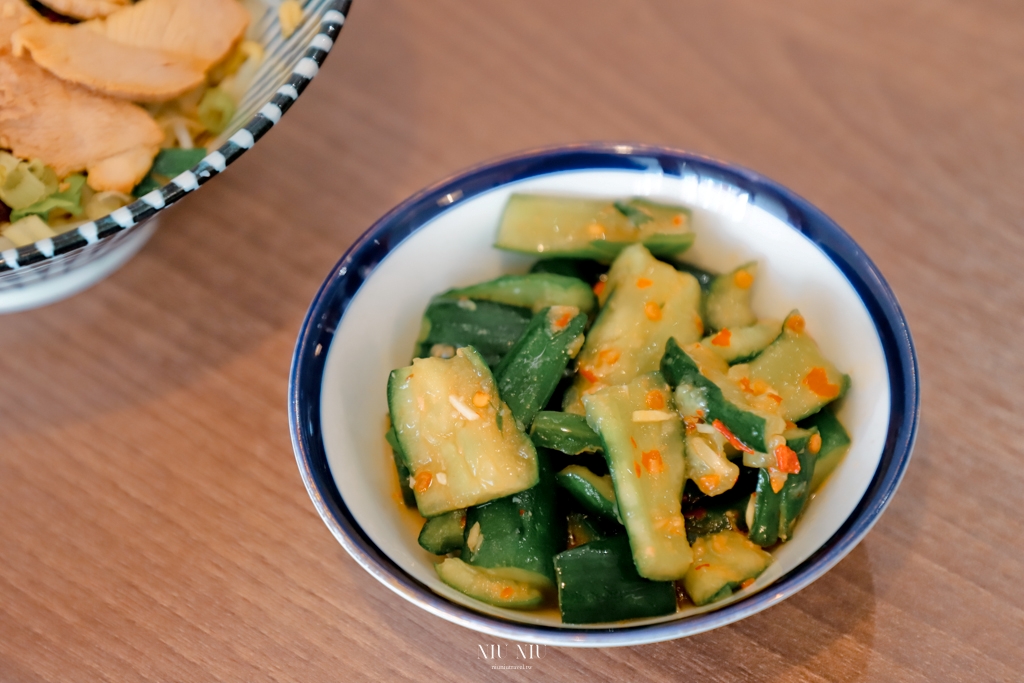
[
  {"x1": 0, "y1": 0, "x2": 352, "y2": 313},
  {"x1": 290, "y1": 144, "x2": 919, "y2": 647}
]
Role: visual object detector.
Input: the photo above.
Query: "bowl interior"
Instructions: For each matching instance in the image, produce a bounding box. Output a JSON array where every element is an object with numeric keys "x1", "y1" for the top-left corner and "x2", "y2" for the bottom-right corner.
[{"x1": 318, "y1": 167, "x2": 891, "y2": 629}]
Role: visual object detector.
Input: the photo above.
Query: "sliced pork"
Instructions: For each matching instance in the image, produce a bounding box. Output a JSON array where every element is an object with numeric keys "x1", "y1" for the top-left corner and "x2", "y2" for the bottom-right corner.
[
  {"x1": 13, "y1": 0, "x2": 248, "y2": 102},
  {"x1": 0, "y1": 54, "x2": 162, "y2": 192}
]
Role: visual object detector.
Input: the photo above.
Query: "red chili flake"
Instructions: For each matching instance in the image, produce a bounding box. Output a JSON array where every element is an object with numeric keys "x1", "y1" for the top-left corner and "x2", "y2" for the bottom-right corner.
[{"x1": 712, "y1": 420, "x2": 754, "y2": 453}]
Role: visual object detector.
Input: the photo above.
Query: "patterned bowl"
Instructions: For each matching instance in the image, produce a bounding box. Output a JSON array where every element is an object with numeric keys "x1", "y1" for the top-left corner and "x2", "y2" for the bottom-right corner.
[
  {"x1": 289, "y1": 143, "x2": 920, "y2": 646},
  {"x1": 0, "y1": 0, "x2": 352, "y2": 313}
]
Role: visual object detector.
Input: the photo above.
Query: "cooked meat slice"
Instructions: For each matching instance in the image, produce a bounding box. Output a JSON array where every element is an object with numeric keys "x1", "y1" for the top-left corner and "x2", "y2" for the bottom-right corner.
[
  {"x1": 13, "y1": 0, "x2": 248, "y2": 102},
  {"x1": 35, "y1": 0, "x2": 130, "y2": 21},
  {"x1": 14, "y1": 23, "x2": 207, "y2": 102},
  {"x1": 87, "y1": 144, "x2": 159, "y2": 193},
  {"x1": 0, "y1": 0, "x2": 40, "y2": 47},
  {"x1": 0, "y1": 54, "x2": 161, "y2": 189},
  {"x1": 95, "y1": 0, "x2": 249, "y2": 65}
]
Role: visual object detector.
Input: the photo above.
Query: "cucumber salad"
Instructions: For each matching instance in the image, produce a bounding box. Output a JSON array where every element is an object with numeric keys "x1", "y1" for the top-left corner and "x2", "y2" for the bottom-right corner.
[{"x1": 385, "y1": 194, "x2": 852, "y2": 624}]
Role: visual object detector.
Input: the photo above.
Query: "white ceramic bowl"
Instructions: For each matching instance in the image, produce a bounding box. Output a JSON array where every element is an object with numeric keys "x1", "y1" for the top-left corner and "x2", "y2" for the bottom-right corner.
[
  {"x1": 0, "y1": 0, "x2": 351, "y2": 313},
  {"x1": 290, "y1": 144, "x2": 919, "y2": 646}
]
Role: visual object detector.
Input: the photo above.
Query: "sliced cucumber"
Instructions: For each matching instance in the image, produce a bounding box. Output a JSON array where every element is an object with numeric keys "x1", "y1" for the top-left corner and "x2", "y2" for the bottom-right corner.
[
  {"x1": 388, "y1": 346, "x2": 539, "y2": 517},
  {"x1": 415, "y1": 298, "x2": 533, "y2": 367},
  {"x1": 703, "y1": 319, "x2": 782, "y2": 364},
  {"x1": 556, "y1": 465, "x2": 622, "y2": 523},
  {"x1": 529, "y1": 411, "x2": 603, "y2": 455},
  {"x1": 567, "y1": 511, "x2": 611, "y2": 549},
  {"x1": 683, "y1": 495, "x2": 748, "y2": 545},
  {"x1": 745, "y1": 311, "x2": 850, "y2": 421},
  {"x1": 706, "y1": 262, "x2": 758, "y2": 331},
  {"x1": 564, "y1": 244, "x2": 702, "y2": 414},
  {"x1": 661, "y1": 339, "x2": 786, "y2": 453},
  {"x1": 682, "y1": 530, "x2": 771, "y2": 606},
  {"x1": 529, "y1": 257, "x2": 607, "y2": 285},
  {"x1": 418, "y1": 510, "x2": 466, "y2": 554},
  {"x1": 496, "y1": 194, "x2": 694, "y2": 261},
  {"x1": 435, "y1": 558, "x2": 547, "y2": 608},
  {"x1": 778, "y1": 428, "x2": 819, "y2": 541},
  {"x1": 554, "y1": 535, "x2": 678, "y2": 624},
  {"x1": 441, "y1": 273, "x2": 597, "y2": 315},
  {"x1": 493, "y1": 306, "x2": 588, "y2": 428},
  {"x1": 583, "y1": 372, "x2": 692, "y2": 581},
  {"x1": 801, "y1": 406, "x2": 852, "y2": 492},
  {"x1": 747, "y1": 468, "x2": 782, "y2": 547},
  {"x1": 461, "y1": 451, "x2": 562, "y2": 585},
  {"x1": 672, "y1": 262, "x2": 717, "y2": 292},
  {"x1": 385, "y1": 427, "x2": 416, "y2": 507}
]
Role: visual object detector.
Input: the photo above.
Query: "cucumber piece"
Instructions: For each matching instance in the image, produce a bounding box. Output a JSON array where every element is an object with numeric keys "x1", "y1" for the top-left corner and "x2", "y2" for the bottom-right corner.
[
  {"x1": 496, "y1": 194, "x2": 694, "y2": 261},
  {"x1": 418, "y1": 510, "x2": 467, "y2": 554},
  {"x1": 684, "y1": 432, "x2": 740, "y2": 497},
  {"x1": 385, "y1": 427, "x2": 416, "y2": 507},
  {"x1": 706, "y1": 262, "x2": 758, "y2": 331},
  {"x1": 554, "y1": 535, "x2": 678, "y2": 624},
  {"x1": 681, "y1": 465, "x2": 759, "y2": 514},
  {"x1": 529, "y1": 257, "x2": 608, "y2": 285},
  {"x1": 683, "y1": 495, "x2": 748, "y2": 544},
  {"x1": 682, "y1": 530, "x2": 771, "y2": 606},
  {"x1": 703, "y1": 319, "x2": 783, "y2": 364},
  {"x1": 493, "y1": 307, "x2": 588, "y2": 428},
  {"x1": 672, "y1": 262, "x2": 717, "y2": 292},
  {"x1": 435, "y1": 558, "x2": 547, "y2": 608},
  {"x1": 741, "y1": 428, "x2": 818, "y2": 546},
  {"x1": 564, "y1": 244, "x2": 703, "y2": 414},
  {"x1": 747, "y1": 468, "x2": 782, "y2": 547},
  {"x1": 582, "y1": 372, "x2": 692, "y2": 581},
  {"x1": 461, "y1": 451, "x2": 562, "y2": 585},
  {"x1": 778, "y1": 428, "x2": 819, "y2": 541},
  {"x1": 745, "y1": 311, "x2": 850, "y2": 421},
  {"x1": 567, "y1": 511, "x2": 608, "y2": 549},
  {"x1": 556, "y1": 465, "x2": 622, "y2": 523},
  {"x1": 388, "y1": 346, "x2": 539, "y2": 517},
  {"x1": 414, "y1": 298, "x2": 533, "y2": 367},
  {"x1": 801, "y1": 406, "x2": 852, "y2": 492},
  {"x1": 529, "y1": 411, "x2": 603, "y2": 455},
  {"x1": 661, "y1": 339, "x2": 786, "y2": 453},
  {"x1": 441, "y1": 273, "x2": 597, "y2": 315}
]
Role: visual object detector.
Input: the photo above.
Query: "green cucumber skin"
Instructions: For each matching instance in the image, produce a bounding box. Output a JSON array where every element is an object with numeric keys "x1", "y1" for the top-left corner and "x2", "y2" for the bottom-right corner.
[
  {"x1": 502, "y1": 234, "x2": 695, "y2": 262},
  {"x1": 529, "y1": 258, "x2": 608, "y2": 285},
  {"x1": 553, "y1": 536, "x2": 677, "y2": 624},
  {"x1": 493, "y1": 309, "x2": 589, "y2": 428},
  {"x1": 800, "y1": 407, "x2": 852, "y2": 492},
  {"x1": 683, "y1": 496, "x2": 747, "y2": 545},
  {"x1": 415, "y1": 299, "x2": 533, "y2": 367},
  {"x1": 418, "y1": 510, "x2": 466, "y2": 554},
  {"x1": 672, "y1": 262, "x2": 717, "y2": 292},
  {"x1": 778, "y1": 434, "x2": 819, "y2": 541},
  {"x1": 555, "y1": 466, "x2": 622, "y2": 524},
  {"x1": 529, "y1": 411, "x2": 603, "y2": 455},
  {"x1": 748, "y1": 468, "x2": 781, "y2": 547},
  {"x1": 661, "y1": 338, "x2": 773, "y2": 452},
  {"x1": 462, "y1": 452, "x2": 563, "y2": 585},
  {"x1": 441, "y1": 274, "x2": 597, "y2": 315},
  {"x1": 385, "y1": 428, "x2": 416, "y2": 507}
]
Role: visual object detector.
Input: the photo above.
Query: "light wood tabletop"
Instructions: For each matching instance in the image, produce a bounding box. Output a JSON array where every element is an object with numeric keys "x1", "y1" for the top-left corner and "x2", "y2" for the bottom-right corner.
[{"x1": 2, "y1": 1, "x2": 1022, "y2": 681}]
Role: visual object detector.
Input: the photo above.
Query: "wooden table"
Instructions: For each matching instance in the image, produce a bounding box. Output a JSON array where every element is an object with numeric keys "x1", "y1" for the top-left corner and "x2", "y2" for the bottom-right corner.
[{"x1": 2, "y1": 1, "x2": 1021, "y2": 680}]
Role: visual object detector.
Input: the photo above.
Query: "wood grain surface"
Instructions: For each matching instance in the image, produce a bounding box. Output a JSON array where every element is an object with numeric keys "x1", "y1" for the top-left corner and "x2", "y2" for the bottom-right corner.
[{"x1": 2, "y1": 1, "x2": 1022, "y2": 681}]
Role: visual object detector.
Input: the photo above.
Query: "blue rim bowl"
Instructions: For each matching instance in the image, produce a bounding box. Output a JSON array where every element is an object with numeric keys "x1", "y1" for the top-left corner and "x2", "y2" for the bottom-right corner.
[{"x1": 289, "y1": 142, "x2": 919, "y2": 646}]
